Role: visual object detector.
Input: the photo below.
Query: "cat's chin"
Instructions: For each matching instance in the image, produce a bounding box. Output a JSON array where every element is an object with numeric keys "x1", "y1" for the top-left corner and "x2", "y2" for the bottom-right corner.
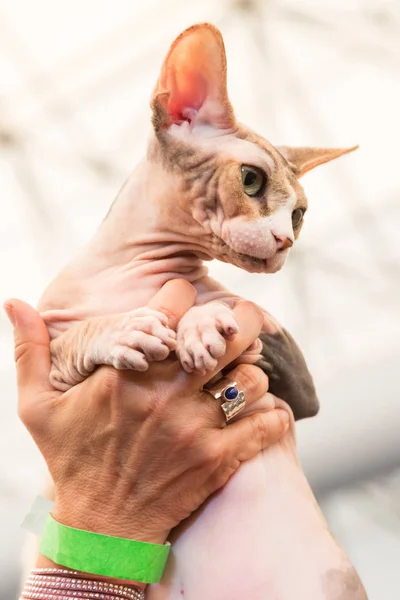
[
  {"x1": 238, "y1": 256, "x2": 284, "y2": 274},
  {"x1": 220, "y1": 250, "x2": 286, "y2": 274}
]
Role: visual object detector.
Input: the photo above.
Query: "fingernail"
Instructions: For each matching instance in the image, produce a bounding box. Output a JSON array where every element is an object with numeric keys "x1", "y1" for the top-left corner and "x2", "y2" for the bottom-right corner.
[
  {"x1": 276, "y1": 408, "x2": 290, "y2": 431},
  {"x1": 3, "y1": 303, "x2": 16, "y2": 326}
]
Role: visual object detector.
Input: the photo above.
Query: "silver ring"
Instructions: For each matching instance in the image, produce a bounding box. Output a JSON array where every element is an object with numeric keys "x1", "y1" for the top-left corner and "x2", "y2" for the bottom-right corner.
[{"x1": 203, "y1": 381, "x2": 246, "y2": 422}]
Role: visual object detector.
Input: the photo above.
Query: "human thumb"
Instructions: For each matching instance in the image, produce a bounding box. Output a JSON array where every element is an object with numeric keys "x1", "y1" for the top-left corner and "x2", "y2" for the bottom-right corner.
[
  {"x1": 147, "y1": 279, "x2": 197, "y2": 329},
  {"x1": 4, "y1": 299, "x2": 53, "y2": 416}
]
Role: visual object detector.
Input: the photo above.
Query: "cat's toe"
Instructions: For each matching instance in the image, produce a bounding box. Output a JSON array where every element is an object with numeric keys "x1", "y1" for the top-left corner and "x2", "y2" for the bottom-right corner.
[
  {"x1": 111, "y1": 346, "x2": 149, "y2": 371},
  {"x1": 178, "y1": 349, "x2": 195, "y2": 372},
  {"x1": 201, "y1": 329, "x2": 226, "y2": 359},
  {"x1": 49, "y1": 369, "x2": 73, "y2": 392},
  {"x1": 120, "y1": 330, "x2": 172, "y2": 362},
  {"x1": 185, "y1": 340, "x2": 217, "y2": 373},
  {"x1": 215, "y1": 310, "x2": 239, "y2": 339}
]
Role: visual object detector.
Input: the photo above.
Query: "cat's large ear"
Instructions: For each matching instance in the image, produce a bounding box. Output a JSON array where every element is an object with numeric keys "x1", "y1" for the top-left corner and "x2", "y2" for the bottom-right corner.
[
  {"x1": 277, "y1": 145, "x2": 358, "y2": 178},
  {"x1": 151, "y1": 23, "x2": 235, "y2": 133}
]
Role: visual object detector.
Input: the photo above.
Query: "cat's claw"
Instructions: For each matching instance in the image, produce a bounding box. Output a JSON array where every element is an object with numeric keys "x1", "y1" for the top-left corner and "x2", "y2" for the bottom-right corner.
[{"x1": 176, "y1": 302, "x2": 239, "y2": 374}]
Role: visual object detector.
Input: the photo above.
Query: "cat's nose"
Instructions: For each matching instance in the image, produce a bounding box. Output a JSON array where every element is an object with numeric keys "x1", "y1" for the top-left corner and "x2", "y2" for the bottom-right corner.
[{"x1": 274, "y1": 234, "x2": 294, "y2": 251}]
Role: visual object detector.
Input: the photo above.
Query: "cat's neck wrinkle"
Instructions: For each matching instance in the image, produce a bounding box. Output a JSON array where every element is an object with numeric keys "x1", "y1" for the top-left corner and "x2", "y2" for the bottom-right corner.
[
  {"x1": 82, "y1": 229, "x2": 212, "y2": 285},
  {"x1": 127, "y1": 245, "x2": 210, "y2": 283}
]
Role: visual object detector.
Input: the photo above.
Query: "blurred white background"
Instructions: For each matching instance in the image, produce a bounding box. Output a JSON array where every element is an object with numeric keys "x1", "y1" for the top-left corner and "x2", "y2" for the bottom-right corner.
[{"x1": 0, "y1": 0, "x2": 399, "y2": 597}]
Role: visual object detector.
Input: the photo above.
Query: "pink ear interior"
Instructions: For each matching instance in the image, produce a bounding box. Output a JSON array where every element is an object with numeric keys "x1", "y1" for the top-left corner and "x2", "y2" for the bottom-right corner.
[
  {"x1": 154, "y1": 25, "x2": 231, "y2": 126},
  {"x1": 162, "y1": 37, "x2": 208, "y2": 122}
]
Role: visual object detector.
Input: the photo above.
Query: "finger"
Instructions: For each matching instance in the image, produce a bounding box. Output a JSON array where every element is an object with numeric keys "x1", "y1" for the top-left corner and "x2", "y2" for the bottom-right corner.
[
  {"x1": 147, "y1": 279, "x2": 197, "y2": 330},
  {"x1": 259, "y1": 306, "x2": 282, "y2": 335},
  {"x1": 227, "y1": 390, "x2": 284, "y2": 429},
  {"x1": 223, "y1": 406, "x2": 291, "y2": 462},
  {"x1": 202, "y1": 364, "x2": 269, "y2": 425},
  {"x1": 181, "y1": 301, "x2": 263, "y2": 391},
  {"x1": 4, "y1": 299, "x2": 54, "y2": 408}
]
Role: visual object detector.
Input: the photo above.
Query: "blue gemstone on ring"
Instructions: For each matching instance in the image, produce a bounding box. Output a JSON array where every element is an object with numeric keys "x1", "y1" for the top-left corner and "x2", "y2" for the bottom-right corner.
[{"x1": 224, "y1": 386, "x2": 239, "y2": 401}]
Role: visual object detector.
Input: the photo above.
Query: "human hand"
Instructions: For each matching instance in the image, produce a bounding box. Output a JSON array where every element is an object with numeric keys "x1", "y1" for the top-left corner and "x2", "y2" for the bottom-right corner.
[{"x1": 5, "y1": 280, "x2": 290, "y2": 547}]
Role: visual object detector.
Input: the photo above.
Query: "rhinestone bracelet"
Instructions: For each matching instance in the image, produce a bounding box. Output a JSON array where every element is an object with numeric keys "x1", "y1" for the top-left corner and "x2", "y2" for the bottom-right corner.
[{"x1": 20, "y1": 570, "x2": 145, "y2": 600}]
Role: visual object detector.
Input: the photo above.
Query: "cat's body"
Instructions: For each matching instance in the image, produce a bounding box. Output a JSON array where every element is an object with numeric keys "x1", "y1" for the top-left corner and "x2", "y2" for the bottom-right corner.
[{"x1": 36, "y1": 24, "x2": 365, "y2": 600}]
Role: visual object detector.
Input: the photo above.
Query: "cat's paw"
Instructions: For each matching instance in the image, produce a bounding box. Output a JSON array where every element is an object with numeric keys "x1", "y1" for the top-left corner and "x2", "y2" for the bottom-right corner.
[
  {"x1": 48, "y1": 308, "x2": 177, "y2": 392},
  {"x1": 93, "y1": 308, "x2": 177, "y2": 372},
  {"x1": 49, "y1": 368, "x2": 74, "y2": 392},
  {"x1": 176, "y1": 303, "x2": 239, "y2": 374}
]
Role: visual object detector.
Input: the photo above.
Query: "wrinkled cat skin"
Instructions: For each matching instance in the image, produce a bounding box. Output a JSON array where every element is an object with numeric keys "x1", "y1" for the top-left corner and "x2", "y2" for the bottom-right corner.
[{"x1": 37, "y1": 23, "x2": 365, "y2": 600}]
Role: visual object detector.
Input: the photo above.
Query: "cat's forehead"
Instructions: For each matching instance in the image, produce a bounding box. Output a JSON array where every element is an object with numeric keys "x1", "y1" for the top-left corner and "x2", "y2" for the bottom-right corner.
[
  {"x1": 213, "y1": 134, "x2": 276, "y2": 170},
  {"x1": 235, "y1": 125, "x2": 290, "y2": 172},
  {"x1": 164, "y1": 121, "x2": 307, "y2": 209},
  {"x1": 168, "y1": 121, "x2": 290, "y2": 175}
]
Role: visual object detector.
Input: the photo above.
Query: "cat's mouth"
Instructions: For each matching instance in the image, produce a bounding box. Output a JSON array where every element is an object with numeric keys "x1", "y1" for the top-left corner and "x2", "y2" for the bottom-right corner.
[
  {"x1": 213, "y1": 236, "x2": 287, "y2": 274},
  {"x1": 220, "y1": 244, "x2": 285, "y2": 274},
  {"x1": 238, "y1": 252, "x2": 265, "y2": 266},
  {"x1": 236, "y1": 252, "x2": 279, "y2": 273}
]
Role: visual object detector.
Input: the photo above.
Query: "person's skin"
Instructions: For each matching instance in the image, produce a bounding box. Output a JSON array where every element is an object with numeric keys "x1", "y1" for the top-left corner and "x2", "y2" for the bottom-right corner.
[{"x1": 5, "y1": 279, "x2": 290, "y2": 591}]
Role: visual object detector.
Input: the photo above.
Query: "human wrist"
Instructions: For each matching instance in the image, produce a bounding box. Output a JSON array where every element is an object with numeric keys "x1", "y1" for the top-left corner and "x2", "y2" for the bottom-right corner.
[
  {"x1": 52, "y1": 497, "x2": 170, "y2": 545},
  {"x1": 38, "y1": 511, "x2": 171, "y2": 587}
]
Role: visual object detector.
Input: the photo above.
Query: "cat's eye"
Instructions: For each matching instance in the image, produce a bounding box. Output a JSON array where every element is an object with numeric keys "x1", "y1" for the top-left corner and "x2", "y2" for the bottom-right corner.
[
  {"x1": 241, "y1": 165, "x2": 266, "y2": 197},
  {"x1": 291, "y1": 208, "x2": 305, "y2": 228}
]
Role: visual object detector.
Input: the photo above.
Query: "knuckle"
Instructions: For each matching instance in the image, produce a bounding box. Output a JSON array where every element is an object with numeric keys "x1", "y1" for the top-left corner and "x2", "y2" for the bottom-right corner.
[
  {"x1": 198, "y1": 440, "x2": 222, "y2": 466},
  {"x1": 100, "y1": 367, "x2": 127, "y2": 395},
  {"x1": 175, "y1": 427, "x2": 222, "y2": 465},
  {"x1": 249, "y1": 413, "x2": 270, "y2": 445},
  {"x1": 174, "y1": 423, "x2": 199, "y2": 449},
  {"x1": 236, "y1": 364, "x2": 266, "y2": 394}
]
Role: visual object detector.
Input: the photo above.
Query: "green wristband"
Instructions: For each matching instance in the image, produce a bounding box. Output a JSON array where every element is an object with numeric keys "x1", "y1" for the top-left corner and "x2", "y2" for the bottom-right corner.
[{"x1": 39, "y1": 515, "x2": 170, "y2": 583}]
